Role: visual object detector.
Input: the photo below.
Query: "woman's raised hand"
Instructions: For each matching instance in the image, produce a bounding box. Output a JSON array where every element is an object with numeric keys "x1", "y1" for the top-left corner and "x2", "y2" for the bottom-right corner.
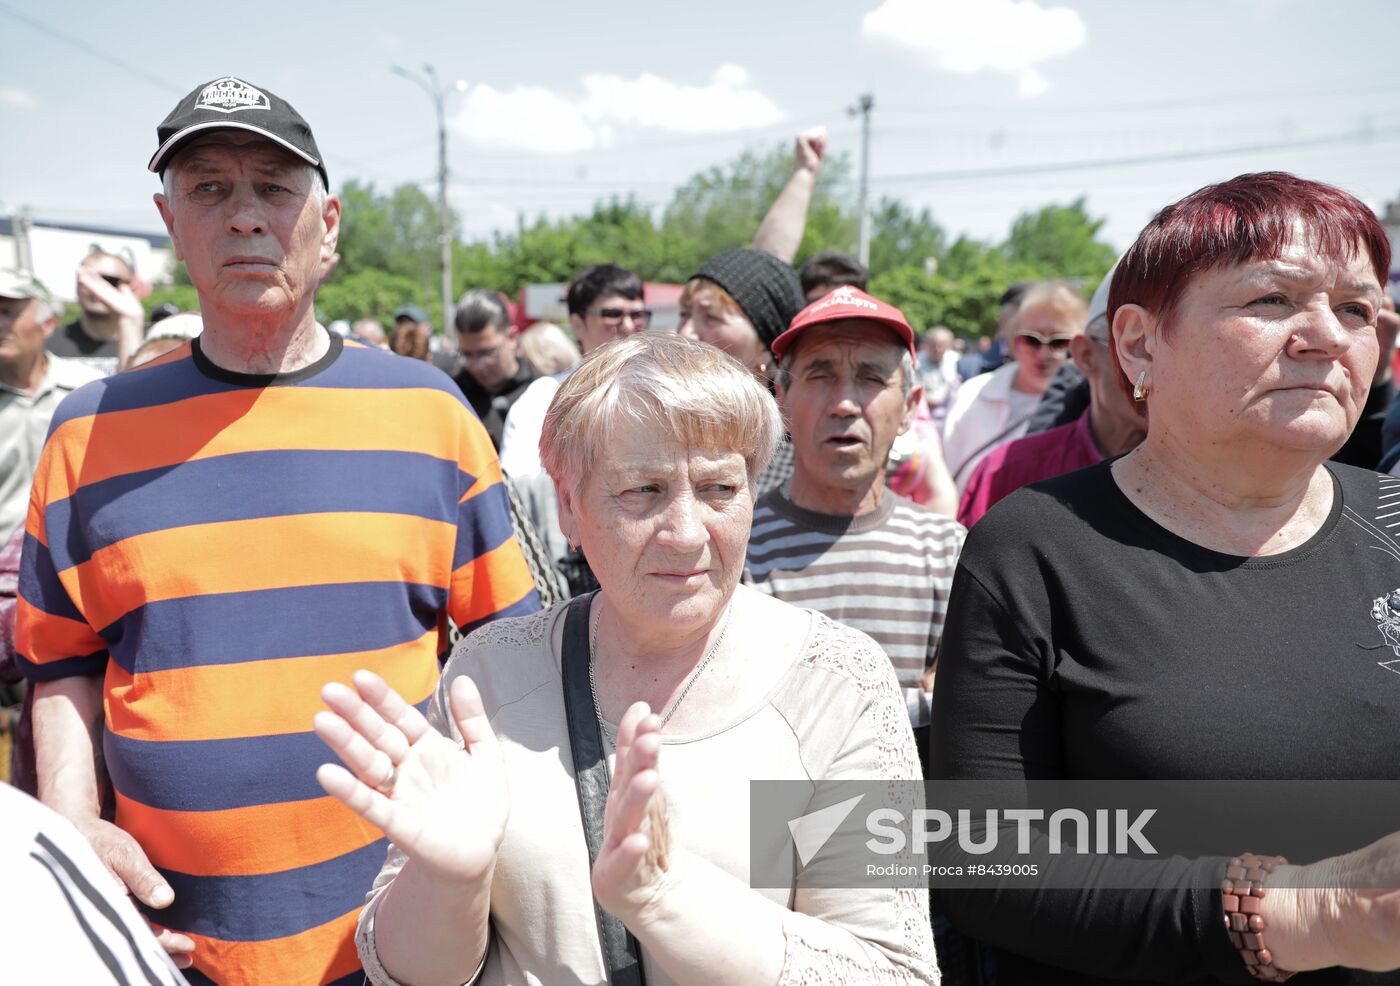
[
  {"x1": 314, "y1": 670, "x2": 509, "y2": 884},
  {"x1": 592, "y1": 702, "x2": 676, "y2": 921}
]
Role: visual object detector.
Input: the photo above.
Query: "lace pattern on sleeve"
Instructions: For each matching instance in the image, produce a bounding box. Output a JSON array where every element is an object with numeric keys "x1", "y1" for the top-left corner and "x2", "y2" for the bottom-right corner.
[
  {"x1": 780, "y1": 907, "x2": 937, "y2": 984},
  {"x1": 797, "y1": 613, "x2": 922, "y2": 782},
  {"x1": 451, "y1": 606, "x2": 551, "y2": 660},
  {"x1": 779, "y1": 614, "x2": 938, "y2": 984}
]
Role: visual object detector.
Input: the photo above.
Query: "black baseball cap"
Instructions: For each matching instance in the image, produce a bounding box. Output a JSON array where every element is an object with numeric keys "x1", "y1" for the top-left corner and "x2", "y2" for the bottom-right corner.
[{"x1": 148, "y1": 76, "x2": 328, "y2": 188}]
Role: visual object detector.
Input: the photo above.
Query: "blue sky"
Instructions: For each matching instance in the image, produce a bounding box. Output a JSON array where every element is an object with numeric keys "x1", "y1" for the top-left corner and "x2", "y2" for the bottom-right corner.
[{"x1": 4, "y1": 0, "x2": 1398, "y2": 259}]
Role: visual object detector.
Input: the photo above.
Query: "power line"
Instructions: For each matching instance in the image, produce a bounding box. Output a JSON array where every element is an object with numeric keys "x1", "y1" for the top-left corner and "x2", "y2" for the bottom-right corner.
[
  {"x1": 879, "y1": 81, "x2": 1400, "y2": 118},
  {"x1": 422, "y1": 126, "x2": 1394, "y2": 195},
  {"x1": 0, "y1": 2, "x2": 182, "y2": 94},
  {"x1": 869, "y1": 126, "x2": 1400, "y2": 187},
  {"x1": 0, "y1": 5, "x2": 391, "y2": 186}
]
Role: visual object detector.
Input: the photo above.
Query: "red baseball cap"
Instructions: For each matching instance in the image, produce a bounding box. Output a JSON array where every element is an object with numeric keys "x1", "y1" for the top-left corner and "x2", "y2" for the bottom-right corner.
[{"x1": 770, "y1": 285, "x2": 916, "y2": 360}]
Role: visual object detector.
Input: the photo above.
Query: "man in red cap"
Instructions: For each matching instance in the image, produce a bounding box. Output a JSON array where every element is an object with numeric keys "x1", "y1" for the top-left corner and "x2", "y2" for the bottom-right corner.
[{"x1": 745, "y1": 286, "x2": 965, "y2": 739}]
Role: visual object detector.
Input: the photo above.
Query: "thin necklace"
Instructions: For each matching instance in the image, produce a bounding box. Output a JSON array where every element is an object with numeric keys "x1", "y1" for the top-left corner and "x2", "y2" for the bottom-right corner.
[{"x1": 588, "y1": 596, "x2": 735, "y2": 730}]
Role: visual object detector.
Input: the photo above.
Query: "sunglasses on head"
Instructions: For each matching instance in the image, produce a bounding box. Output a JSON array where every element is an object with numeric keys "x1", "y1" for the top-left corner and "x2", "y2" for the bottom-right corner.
[
  {"x1": 1016, "y1": 332, "x2": 1074, "y2": 354},
  {"x1": 592, "y1": 307, "x2": 652, "y2": 325}
]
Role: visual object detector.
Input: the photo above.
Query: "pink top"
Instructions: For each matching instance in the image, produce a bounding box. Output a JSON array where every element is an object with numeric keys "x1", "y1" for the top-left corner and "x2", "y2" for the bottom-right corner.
[{"x1": 957, "y1": 410, "x2": 1101, "y2": 528}]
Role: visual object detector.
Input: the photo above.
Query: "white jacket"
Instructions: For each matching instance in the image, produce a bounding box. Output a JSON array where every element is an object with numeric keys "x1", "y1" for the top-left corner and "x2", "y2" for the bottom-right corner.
[{"x1": 942, "y1": 361, "x2": 1036, "y2": 494}]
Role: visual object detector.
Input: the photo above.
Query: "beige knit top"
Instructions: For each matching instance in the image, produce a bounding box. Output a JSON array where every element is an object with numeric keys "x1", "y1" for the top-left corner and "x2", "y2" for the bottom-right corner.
[{"x1": 356, "y1": 594, "x2": 936, "y2": 985}]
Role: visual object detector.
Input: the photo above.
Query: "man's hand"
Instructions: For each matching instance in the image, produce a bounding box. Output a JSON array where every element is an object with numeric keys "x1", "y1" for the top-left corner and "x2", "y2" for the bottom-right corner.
[
  {"x1": 75, "y1": 264, "x2": 145, "y2": 368},
  {"x1": 753, "y1": 125, "x2": 830, "y2": 263},
  {"x1": 795, "y1": 127, "x2": 827, "y2": 175},
  {"x1": 72, "y1": 816, "x2": 194, "y2": 968},
  {"x1": 75, "y1": 266, "x2": 144, "y2": 324}
]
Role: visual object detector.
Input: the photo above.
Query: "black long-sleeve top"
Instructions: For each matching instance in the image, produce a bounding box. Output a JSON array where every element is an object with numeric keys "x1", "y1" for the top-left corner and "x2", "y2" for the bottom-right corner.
[{"x1": 930, "y1": 459, "x2": 1400, "y2": 985}]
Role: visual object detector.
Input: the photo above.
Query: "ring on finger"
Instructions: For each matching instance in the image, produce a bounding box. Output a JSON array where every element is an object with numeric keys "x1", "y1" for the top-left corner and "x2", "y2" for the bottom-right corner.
[{"x1": 376, "y1": 762, "x2": 398, "y2": 796}]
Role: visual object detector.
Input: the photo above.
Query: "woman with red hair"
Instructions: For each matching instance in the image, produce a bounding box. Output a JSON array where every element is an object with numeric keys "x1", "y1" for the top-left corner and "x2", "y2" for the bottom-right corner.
[{"x1": 931, "y1": 172, "x2": 1400, "y2": 984}]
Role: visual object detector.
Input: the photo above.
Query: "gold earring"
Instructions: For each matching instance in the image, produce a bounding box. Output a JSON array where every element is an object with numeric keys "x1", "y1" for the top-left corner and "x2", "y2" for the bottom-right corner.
[{"x1": 1132, "y1": 370, "x2": 1148, "y2": 402}]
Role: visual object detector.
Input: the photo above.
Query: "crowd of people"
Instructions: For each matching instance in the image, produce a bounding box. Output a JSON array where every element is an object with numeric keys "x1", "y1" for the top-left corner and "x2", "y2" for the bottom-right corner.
[{"x1": 2, "y1": 74, "x2": 1399, "y2": 986}]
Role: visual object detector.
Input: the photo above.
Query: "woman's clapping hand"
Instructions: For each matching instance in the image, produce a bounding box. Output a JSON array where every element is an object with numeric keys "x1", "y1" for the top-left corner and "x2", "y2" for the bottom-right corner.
[
  {"x1": 591, "y1": 702, "x2": 677, "y2": 922},
  {"x1": 313, "y1": 670, "x2": 509, "y2": 885}
]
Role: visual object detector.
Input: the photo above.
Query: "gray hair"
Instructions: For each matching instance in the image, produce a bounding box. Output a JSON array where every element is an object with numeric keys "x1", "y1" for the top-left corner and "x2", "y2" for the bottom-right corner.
[
  {"x1": 162, "y1": 161, "x2": 326, "y2": 205},
  {"x1": 454, "y1": 288, "x2": 511, "y2": 335},
  {"x1": 518, "y1": 321, "x2": 580, "y2": 375},
  {"x1": 776, "y1": 345, "x2": 917, "y2": 400},
  {"x1": 541, "y1": 333, "x2": 783, "y2": 498}
]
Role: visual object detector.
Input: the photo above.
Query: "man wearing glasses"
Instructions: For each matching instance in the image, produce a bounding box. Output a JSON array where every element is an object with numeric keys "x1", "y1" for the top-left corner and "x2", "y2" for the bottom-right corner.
[
  {"x1": 45, "y1": 250, "x2": 145, "y2": 376},
  {"x1": 498, "y1": 263, "x2": 650, "y2": 478},
  {"x1": 942, "y1": 280, "x2": 1087, "y2": 494}
]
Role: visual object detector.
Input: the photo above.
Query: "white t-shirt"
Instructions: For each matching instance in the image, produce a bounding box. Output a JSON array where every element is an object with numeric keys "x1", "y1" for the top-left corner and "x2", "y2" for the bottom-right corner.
[
  {"x1": 0, "y1": 783, "x2": 189, "y2": 985},
  {"x1": 496, "y1": 371, "x2": 569, "y2": 479}
]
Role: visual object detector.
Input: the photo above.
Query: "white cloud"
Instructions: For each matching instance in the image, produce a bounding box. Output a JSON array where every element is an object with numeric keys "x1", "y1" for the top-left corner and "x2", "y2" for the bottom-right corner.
[
  {"x1": 450, "y1": 65, "x2": 784, "y2": 153},
  {"x1": 862, "y1": 0, "x2": 1086, "y2": 96},
  {"x1": 454, "y1": 84, "x2": 603, "y2": 154},
  {"x1": 0, "y1": 87, "x2": 36, "y2": 108}
]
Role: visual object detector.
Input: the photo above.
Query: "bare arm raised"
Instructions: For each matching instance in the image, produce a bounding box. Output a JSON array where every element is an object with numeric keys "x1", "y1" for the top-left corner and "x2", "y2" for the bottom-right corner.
[{"x1": 752, "y1": 128, "x2": 827, "y2": 265}]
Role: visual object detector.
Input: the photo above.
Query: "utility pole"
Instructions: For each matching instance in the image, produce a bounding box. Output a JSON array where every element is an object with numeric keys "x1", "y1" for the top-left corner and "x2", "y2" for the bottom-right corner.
[
  {"x1": 392, "y1": 64, "x2": 464, "y2": 343},
  {"x1": 14, "y1": 206, "x2": 34, "y2": 273},
  {"x1": 849, "y1": 92, "x2": 875, "y2": 268}
]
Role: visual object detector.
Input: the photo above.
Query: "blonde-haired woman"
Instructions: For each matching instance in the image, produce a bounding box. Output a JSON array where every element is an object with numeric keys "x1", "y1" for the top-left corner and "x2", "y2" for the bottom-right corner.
[
  {"x1": 315, "y1": 333, "x2": 935, "y2": 985},
  {"x1": 942, "y1": 280, "x2": 1088, "y2": 492}
]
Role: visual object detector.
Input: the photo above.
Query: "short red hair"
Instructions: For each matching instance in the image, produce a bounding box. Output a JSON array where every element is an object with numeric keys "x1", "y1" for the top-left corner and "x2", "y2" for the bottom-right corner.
[{"x1": 1108, "y1": 172, "x2": 1391, "y2": 401}]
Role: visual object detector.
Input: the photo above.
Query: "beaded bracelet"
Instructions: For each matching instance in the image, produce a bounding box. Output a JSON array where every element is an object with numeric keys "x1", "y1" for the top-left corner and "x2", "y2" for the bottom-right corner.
[{"x1": 1222, "y1": 853, "x2": 1295, "y2": 982}]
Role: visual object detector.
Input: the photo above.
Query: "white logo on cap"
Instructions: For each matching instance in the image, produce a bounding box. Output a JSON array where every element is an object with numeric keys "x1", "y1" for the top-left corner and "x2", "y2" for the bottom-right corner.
[
  {"x1": 811, "y1": 285, "x2": 878, "y2": 314},
  {"x1": 196, "y1": 77, "x2": 270, "y2": 114}
]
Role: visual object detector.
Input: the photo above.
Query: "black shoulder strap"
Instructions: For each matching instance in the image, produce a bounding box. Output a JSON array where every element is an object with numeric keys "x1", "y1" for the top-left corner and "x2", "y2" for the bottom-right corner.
[{"x1": 561, "y1": 592, "x2": 647, "y2": 985}]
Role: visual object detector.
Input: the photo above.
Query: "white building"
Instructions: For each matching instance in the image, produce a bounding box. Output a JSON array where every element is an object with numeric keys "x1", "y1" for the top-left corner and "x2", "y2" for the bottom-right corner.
[{"x1": 0, "y1": 214, "x2": 174, "y2": 303}]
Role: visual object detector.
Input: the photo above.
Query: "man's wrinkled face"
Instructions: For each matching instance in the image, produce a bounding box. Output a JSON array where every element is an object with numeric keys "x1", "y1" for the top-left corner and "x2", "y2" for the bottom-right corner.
[
  {"x1": 779, "y1": 321, "x2": 918, "y2": 496},
  {"x1": 0, "y1": 297, "x2": 54, "y2": 370},
  {"x1": 154, "y1": 132, "x2": 339, "y2": 320}
]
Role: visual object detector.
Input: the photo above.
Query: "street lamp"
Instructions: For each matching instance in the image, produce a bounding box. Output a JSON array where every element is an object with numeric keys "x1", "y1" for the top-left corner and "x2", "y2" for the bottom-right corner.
[
  {"x1": 391, "y1": 64, "x2": 467, "y2": 344},
  {"x1": 847, "y1": 92, "x2": 874, "y2": 268}
]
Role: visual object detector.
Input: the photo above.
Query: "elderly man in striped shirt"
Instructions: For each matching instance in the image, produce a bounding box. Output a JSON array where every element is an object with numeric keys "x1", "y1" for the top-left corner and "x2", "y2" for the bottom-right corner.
[
  {"x1": 17, "y1": 77, "x2": 539, "y2": 986},
  {"x1": 745, "y1": 287, "x2": 965, "y2": 740}
]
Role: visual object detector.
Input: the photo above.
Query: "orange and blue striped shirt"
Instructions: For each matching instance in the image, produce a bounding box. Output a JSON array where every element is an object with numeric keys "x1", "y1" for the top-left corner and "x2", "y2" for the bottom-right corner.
[{"x1": 17, "y1": 334, "x2": 540, "y2": 986}]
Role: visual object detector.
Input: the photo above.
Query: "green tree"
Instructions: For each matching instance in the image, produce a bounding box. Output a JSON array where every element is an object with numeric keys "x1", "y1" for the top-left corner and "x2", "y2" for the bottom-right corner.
[
  {"x1": 314, "y1": 145, "x2": 1114, "y2": 336},
  {"x1": 331, "y1": 179, "x2": 445, "y2": 324},
  {"x1": 143, "y1": 284, "x2": 201, "y2": 317},
  {"x1": 867, "y1": 198, "x2": 946, "y2": 278},
  {"x1": 661, "y1": 142, "x2": 855, "y2": 276},
  {"x1": 336, "y1": 179, "x2": 446, "y2": 281},
  {"x1": 316, "y1": 268, "x2": 423, "y2": 324},
  {"x1": 509, "y1": 198, "x2": 670, "y2": 284},
  {"x1": 871, "y1": 236, "x2": 1052, "y2": 341},
  {"x1": 1003, "y1": 198, "x2": 1116, "y2": 278}
]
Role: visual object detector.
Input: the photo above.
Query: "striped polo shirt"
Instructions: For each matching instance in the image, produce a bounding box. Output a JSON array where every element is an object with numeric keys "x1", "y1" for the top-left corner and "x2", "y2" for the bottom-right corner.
[
  {"x1": 745, "y1": 488, "x2": 965, "y2": 689},
  {"x1": 17, "y1": 334, "x2": 540, "y2": 986}
]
